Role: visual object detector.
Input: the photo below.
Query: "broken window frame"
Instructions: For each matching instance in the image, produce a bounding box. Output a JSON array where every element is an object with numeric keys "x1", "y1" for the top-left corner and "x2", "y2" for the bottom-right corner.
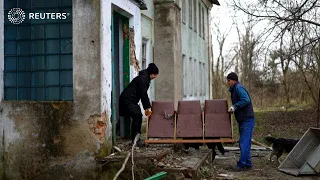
[{"x1": 189, "y1": 0, "x2": 192, "y2": 29}]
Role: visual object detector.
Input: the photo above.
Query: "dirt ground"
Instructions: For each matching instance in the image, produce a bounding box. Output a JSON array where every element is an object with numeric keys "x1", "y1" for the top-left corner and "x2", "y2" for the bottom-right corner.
[
  {"x1": 107, "y1": 109, "x2": 320, "y2": 180},
  {"x1": 106, "y1": 139, "x2": 320, "y2": 180},
  {"x1": 196, "y1": 145, "x2": 320, "y2": 180}
]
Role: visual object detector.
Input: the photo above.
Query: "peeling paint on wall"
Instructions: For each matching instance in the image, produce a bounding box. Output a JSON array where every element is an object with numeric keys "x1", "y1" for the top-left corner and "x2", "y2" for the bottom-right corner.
[
  {"x1": 0, "y1": 0, "x2": 144, "y2": 179},
  {"x1": 88, "y1": 111, "x2": 108, "y2": 144},
  {"x1": 0, "y1": 102, "x2": 74, "y2": 179},
  {"x1": 101, "y1": 0, "x2": 143, "y2": 146},
  {"x1": 129, "y1": 27, "x2": 141, "y2": 72}
]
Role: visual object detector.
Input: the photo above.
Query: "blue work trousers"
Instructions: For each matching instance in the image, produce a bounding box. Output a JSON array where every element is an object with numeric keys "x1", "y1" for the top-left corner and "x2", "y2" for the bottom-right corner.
[{"x1": 237, "y1": 118, "x2": 255, "y2": 168}]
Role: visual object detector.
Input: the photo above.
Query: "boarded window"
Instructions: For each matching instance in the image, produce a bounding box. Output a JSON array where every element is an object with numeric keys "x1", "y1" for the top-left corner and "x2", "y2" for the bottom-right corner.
[
  {"x1": 189, "y1": 57, "x2": 193, "y2": 96},
  {"x1": 199, "y1": 3, "x2": 202, "y2": 37},
  {"x1": 194, "y1": 59, "x2": 197, "y2": 96},
  {"x1": 183, "y1": 55, "x2": 187, "y2": 97},
  {"x1": 142, "y1": 40, "x2": 147, "y2": 69},
  {"x1": 182, "y1": 0, "x2": 186, "y2": 24},
  {"x1": 4, "y1": 0, "x2": 73, "y2": 101},
  {"x1": 199, "y1": 61, "x2": 202, "y2": 96},
  {"x1": 189, "y1": 0, "x2": 192, "y2": 29},
  {"x1": 202, "y1": 7, "x2": 205, "y2": 39},
  {"x1": 203, "y1": 63, "x2": 206, "y2": 95},
  {"x1": 194, "y1": 0, "x2": 197, "y2": 32}
]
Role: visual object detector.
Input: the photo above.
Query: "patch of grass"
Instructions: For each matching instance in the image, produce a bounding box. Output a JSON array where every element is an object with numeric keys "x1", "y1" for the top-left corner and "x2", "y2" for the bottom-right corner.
[
  {"x1": 230, "y1": 108, "x2": 317, "y2": 144},
  {"x1": 254, "y1": 101, "x2": 314, "y2": 112}
]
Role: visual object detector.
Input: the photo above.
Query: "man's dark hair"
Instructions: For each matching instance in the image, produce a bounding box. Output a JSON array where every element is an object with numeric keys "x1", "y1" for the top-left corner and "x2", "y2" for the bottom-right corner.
[
  {"x1": 147, "y1": 63, "x2": 159, "y2": 74},
  {"x1": 227, "y1": 72, "x2": 238, "y2": 81}
]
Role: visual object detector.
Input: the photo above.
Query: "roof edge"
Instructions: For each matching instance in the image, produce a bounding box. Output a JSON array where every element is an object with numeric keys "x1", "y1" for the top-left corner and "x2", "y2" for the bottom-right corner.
[
  {"x1": 211, "y1": 0, "x2": 220, "y2": 6},
  {"x1": 132, "y1": 0, "x2": 148, "y2": 10}
]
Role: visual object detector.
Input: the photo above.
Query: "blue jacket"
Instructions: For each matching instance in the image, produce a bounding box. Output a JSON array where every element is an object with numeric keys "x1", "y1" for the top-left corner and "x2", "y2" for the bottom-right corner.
[{"x1": 229, "y1": 82, "x2": 254, "y2": 122}]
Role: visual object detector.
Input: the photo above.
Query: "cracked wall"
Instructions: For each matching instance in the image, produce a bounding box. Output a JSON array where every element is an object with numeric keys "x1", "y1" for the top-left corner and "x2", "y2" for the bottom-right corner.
[
  {"x1": 0, "y1": 0, "x2": 143, "y2": 179},
  {"x1": 154, "y1": 0, "x2": 183, "y2": 109}
]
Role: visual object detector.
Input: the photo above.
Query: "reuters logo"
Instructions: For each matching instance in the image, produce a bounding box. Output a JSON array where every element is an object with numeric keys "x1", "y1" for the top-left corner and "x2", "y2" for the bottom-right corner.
[{"x1": 8, "y1": 8, "x2": 26, "y2": 24}]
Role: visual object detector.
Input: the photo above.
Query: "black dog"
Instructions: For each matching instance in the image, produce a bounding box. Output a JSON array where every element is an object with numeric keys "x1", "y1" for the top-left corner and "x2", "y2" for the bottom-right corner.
[
  {"x1": 207, "y1": 142, "x2": 225, "y2": 161},
  {"x1": 183, "y1": 137, "x2": 202, "y2": 150},
  {"x1": 183, "y1": 142, "x2": 225, "y2": 161},
  {"x1": 265, "y1": 136, "x2": 299, "y2": 163}
]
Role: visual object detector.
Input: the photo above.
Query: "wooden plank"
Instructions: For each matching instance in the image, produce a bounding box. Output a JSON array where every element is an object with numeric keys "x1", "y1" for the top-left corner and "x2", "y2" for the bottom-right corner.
[
  {"x1": 100, "y1": 148, "x2": 171, "y2": 161},
  {"x1": 145, "y1": 139, "x2": 236, "y2": 144},
  {"x1": 251, "y1": 139, "x2": 269, "y2": 147},
  {"x1": 156, "y1": 149, "x2": 212, "y2": 179},
  {"x1": 146, "y1": 115, "x2": 149, "y2": 141},
  {"x1": 196, "y1": 149, "x2": 212, "y2": 167},
  {"x1": 202, "y1": 111, "x2": 205, "y2": 140},
  {"x1": 230, "y1": 112, "x2": 234, "y2": 138},
  {"x1": 174, "y1": 112, "x2": 177, "y2": 139}
]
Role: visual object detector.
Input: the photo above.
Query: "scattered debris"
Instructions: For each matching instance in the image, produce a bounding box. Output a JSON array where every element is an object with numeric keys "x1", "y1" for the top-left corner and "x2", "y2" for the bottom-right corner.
[
  {"x1": 251, "y1": 139, "x2": 269, "y2": 147},
  {"x1": 215, "y1": 155, "x2": 236, "y2": 160},
  {"x1": 113, "y1": 146, "x2": 122, "y2": 152},
  {"x1": 224, "y1": 146, "x2": 272, "y2": 151},
  {"x1": 104, "y1": 137, "x2": 313, "y2": 179},
  {"x1": 218, "y1": 173, "x2": 235, "y2": 179},
  {"x1": 157, "y1": 162, "x2": 165, "y2": 167}
]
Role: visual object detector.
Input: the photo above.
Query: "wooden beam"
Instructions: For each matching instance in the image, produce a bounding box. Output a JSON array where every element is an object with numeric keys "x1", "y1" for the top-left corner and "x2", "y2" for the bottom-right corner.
[
  {"x1": 145, "y1": 139, "x2": 236, "y2": 144},
  {"x1": 146, "y1": 116, "x2": 149, "y2": 140},
  {"x1": 174, "y1": 112, "x2": 177, "y2": 139},
  {"x1": 202, "y1": 112, "x2": 205, "y2": 140}
]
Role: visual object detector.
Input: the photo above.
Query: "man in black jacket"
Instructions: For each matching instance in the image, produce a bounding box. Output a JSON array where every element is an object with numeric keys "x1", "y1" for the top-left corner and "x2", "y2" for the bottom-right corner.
[{"x1": 119, "y1": 63, "x2": 159, "y2": 146}]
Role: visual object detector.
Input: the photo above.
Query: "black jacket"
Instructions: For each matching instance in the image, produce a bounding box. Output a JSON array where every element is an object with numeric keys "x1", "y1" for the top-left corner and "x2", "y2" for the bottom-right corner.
[{"x1": 119, "y1": 69, "x2": 151, "y2": 116}]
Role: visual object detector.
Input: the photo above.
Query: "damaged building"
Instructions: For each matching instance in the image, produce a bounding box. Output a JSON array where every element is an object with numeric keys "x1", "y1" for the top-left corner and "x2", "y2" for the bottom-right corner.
[
  {"x1": 0, "y1": 0, "x2": 219, "y2": 179},
  {"x1": 153, "y1": 0, "x2": 219, "y2": 107}
]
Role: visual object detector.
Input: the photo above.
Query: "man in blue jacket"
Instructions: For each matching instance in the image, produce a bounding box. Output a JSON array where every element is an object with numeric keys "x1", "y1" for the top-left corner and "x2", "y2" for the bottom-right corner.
[{"x1": 227, "y1": 72, "x2": 255, "y2": 171}]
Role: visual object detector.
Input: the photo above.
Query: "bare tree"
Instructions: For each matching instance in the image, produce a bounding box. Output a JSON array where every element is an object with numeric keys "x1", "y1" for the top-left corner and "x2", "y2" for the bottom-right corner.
[
  {"x1": 234, "y1": 17, "x2": 259, "y2": 92},
  {"x1": 211, "y1": 0, "x2": 320, "y2": 109},
  {"x1": 212, "y1": 20, "x2": 233, "y2": 98},
  {"x1": 272, "y1": 31, "x2": 292, "y2": 107},
  {"x1": 291, "y1": 23, "x2": 320, "y2": 104},
  {"x1": 232, "y1": 0, "x2": 320, "y2": 57},
  {"x1": 231, "y1": 0, "x2": 320, "y2": 107}
]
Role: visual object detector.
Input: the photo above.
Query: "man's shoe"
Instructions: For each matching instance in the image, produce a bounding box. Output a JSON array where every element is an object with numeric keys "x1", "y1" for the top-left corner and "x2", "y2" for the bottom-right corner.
[
  {"x1": 232, "y1": 165, "x2": 246, "y2": 172},
  {"x1": 246, "y1": 166, "x2": 252, "y2": 170}
]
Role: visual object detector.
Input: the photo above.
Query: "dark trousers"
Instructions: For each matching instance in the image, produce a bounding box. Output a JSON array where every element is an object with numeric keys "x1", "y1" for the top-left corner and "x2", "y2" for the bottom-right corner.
[{"x1": 128, "y1": 114, "x2": 142, "y2": 143}]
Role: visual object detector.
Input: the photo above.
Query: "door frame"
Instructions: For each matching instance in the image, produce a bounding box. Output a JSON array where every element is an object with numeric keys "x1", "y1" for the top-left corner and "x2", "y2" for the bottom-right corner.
[{"x1": 111, "y1": 11, "x2": 131, "y2": 144}]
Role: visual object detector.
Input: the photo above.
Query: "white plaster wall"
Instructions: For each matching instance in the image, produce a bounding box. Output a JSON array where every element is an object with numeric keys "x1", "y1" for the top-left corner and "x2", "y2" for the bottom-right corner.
[
  {"x1": 101, "y1": 0, "x2": 142, "y2": 140},
  {"x1": 141, "y1": 0, "x2": 155, "y2": 102}
]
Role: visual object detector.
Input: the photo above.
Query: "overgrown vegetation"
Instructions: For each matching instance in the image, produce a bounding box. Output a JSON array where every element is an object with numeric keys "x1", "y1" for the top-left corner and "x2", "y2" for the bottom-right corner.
[
  {"x1": 230, "y1": 107, "x2": 317, "y2": 144},
  {"x1": 212, "y1": 0, "x2": 320, "y2": 110}
]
